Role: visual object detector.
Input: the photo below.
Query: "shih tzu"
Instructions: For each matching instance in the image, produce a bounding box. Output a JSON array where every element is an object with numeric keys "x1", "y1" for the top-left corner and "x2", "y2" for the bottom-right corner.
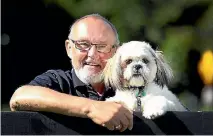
[{"x1": 104, "y1": 41, "x2": 187, "y2": 119}]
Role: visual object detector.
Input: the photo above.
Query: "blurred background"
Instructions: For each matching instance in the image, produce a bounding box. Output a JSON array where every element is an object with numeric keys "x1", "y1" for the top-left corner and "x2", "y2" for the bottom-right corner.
[{"x1": 1, "y1": 0, "x2": 213, "y2": 111}]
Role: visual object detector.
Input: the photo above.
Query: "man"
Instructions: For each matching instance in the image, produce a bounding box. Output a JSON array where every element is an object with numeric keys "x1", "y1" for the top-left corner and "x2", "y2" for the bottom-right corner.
[{"x1": 9, "y1": 14, "x2": 133, "y2": 132}]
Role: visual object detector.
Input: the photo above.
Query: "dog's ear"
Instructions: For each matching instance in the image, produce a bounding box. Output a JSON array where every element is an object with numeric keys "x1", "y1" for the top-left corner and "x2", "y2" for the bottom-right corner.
[
  {"x1": 104, "y1": 51, "x2": 122, "y2": 90},
  {"x1": 154, "y1": 51, "x2": 173, "y2": 87}
]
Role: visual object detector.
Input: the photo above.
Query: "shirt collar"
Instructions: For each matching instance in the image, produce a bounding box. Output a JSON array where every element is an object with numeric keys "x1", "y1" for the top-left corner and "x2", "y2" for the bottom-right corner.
[
  {"x1": 71, "y1": 68, "x2": 115, "y2": 99},
  {"x1": 71, "y1": 69, "x2": 87, "y2": 88}
]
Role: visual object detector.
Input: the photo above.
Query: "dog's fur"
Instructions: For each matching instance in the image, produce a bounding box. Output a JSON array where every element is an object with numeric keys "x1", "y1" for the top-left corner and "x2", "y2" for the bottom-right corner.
[{"x1": 104, "y1": 41, "x2": 187, "y2": 119}]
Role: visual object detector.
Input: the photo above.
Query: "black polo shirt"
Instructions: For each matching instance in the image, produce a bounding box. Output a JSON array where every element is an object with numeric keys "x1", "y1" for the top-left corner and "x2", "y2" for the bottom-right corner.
[{"x1": 28, "y1": 69, "x2": 115, "y2": 101}]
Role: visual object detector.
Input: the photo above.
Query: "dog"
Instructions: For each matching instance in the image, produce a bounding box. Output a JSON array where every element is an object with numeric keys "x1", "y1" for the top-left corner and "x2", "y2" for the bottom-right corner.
[{"x1": 104, "y1": 41, "x2": 187, "y2": 119}]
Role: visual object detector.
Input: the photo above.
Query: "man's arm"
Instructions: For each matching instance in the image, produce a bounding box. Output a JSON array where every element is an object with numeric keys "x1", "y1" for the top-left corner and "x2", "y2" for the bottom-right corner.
[
  {"x1": 9, "y1": 85, "x2": 94, "y2": 118},
  {"x1": 9, "y1": 85, "x2": 133, "y2": 131}
]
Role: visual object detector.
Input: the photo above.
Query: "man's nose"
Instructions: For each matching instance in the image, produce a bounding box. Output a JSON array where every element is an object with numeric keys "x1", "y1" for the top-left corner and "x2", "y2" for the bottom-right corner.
[{"x1": 87, "y1": 45, "x2": 98, "y2": 58}]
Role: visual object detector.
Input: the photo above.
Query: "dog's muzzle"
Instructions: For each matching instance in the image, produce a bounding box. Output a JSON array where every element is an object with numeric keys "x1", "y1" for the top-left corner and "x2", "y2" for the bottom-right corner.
[{"x1": 133, "y1": 64, "x2": 142, "y2": 73}]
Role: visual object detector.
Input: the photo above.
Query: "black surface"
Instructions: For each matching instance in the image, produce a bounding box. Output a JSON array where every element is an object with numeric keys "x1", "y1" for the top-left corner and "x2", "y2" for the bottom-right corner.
[{"x1": 1, "y1": 111, "x2": 213, "y2": 135}]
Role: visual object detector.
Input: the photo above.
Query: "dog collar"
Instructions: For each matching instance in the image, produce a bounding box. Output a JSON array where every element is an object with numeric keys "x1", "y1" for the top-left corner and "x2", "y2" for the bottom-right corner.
[
  {"x1": 135, "y1": 86, "x2": 146, "y2": 97},
  {"x1": 134, "y1": 86, "x2": 145, "y2": 112}
]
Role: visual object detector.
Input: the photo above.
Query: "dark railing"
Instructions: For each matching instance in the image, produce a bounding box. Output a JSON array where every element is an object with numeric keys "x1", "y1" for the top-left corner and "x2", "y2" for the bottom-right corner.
[{"x1": 1, "y1": 111, "x2": 213, "y2": 135}]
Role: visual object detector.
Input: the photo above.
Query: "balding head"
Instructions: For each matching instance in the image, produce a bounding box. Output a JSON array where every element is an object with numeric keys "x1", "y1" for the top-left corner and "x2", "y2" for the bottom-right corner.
[{"x1": 68, "y1": 14, "x2": 120, "y2": 45}]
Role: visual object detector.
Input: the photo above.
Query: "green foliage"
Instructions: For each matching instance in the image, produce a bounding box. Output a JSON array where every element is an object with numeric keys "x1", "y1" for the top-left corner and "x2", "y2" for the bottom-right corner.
[{"x1": 43, "y1": 0, "x2": 213, "y2": 110}]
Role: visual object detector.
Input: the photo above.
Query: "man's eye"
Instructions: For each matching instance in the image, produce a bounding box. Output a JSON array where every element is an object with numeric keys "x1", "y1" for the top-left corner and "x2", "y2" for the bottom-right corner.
[
  {"x1": 97, "y1": 45, "x2": 106, "y2": 49},
  {"x1": 78, "y1": 42, "x2": 90, "y2": 48},
  {"x1": 81, "y1": 43, "x2": 90, "y2": 46}
]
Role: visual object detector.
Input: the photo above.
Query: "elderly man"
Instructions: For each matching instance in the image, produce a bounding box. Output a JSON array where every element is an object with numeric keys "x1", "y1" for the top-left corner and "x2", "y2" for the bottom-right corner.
[{"x1": 9, "y1": 14, "x2": 133, "y2": 132}]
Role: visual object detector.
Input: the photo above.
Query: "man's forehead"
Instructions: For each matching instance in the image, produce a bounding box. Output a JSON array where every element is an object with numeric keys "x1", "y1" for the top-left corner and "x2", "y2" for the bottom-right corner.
[{"x1": 74, "y1": 22, "x2": 88, "y2": 38}]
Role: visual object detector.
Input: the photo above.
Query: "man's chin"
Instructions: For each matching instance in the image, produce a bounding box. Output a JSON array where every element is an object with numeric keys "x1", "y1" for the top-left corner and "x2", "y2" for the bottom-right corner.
[
  {"x1": 77, "y1": 68, "x2": 104, "y2": 84},
  {"x1": 81, "y1": 70, "x2": 99, "y2": 77}
]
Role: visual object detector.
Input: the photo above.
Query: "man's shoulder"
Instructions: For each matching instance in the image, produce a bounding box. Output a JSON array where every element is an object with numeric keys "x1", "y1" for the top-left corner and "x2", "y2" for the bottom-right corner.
[
  {"x1": 44, "y1": 69, "x2": 72, "y2": 79},
  {"x1": 40, "y1": 69, "x2": 74, "y2": 92},
  {"x1": 45, "y1": 69, "x2": 72, "y2": 75}
]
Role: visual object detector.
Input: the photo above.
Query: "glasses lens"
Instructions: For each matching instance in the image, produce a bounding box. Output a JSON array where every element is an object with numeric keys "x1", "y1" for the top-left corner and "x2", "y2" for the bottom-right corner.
[
  {"x1": 72, "y1": 39, "x2": 114, "y2": 53},
  {"x1": 75, "y1": 42, "x2": 91, "y2": 50},
  {"x1": 98, "y1": 46, "x2": 111, "y2": 53}
]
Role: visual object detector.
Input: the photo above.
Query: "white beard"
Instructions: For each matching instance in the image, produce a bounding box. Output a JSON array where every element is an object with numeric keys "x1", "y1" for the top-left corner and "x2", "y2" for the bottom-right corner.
[{"x1": 75, "y1": 68, "x2": 104, "y2": 85}]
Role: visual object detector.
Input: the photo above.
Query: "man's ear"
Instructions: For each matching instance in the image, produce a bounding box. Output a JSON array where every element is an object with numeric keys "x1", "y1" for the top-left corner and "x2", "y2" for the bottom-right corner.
[
  {"x1": 111, "y1": 46, "x2": 119, "y2": 56},
  {"x1": 65, "y1": 40, "x2": 72, "y2": 59}
]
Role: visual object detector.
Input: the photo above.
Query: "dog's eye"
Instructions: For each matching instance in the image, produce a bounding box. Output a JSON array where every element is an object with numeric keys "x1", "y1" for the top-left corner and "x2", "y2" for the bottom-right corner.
[
  {"x1": 142, "y1": 58, "x2": 149, "y2": 64},
  {"x1": 125, "y1": 59, "x2": 132, "y2": 64}
]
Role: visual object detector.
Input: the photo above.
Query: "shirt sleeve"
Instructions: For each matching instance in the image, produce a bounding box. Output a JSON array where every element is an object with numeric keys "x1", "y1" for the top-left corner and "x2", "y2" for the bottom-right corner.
[{"x1": 28, "y1": 70, "x2": 71, "y2": 93}]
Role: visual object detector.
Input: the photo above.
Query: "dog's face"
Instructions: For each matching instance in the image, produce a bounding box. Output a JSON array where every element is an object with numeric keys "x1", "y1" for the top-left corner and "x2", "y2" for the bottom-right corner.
[
  {"x1": 120, "y1": 42, "x2": 157, "y2": 87},
  {"x1": 104, "y1": 41, "x2": 173, "y2": 90}
]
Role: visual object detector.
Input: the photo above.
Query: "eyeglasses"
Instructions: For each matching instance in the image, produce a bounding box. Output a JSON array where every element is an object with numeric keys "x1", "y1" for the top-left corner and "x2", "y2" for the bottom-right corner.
[{"x1": 69, "y1": 39, "x2": 117, "y2": 53}]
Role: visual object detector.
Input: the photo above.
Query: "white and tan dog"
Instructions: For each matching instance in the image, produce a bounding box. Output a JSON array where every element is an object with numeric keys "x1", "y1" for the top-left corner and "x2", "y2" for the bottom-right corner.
[{"x1": 104, "y1": 41, "x2": 187, "y2": 119}]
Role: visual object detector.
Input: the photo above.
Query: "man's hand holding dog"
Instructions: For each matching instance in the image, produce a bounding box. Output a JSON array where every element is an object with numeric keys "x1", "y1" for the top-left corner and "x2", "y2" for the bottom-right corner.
[{"x1": 86, "y1": 101, "x2": 133, "y2": 132}]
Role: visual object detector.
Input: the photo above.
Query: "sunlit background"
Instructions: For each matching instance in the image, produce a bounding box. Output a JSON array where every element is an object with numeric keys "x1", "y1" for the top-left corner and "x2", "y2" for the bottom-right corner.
[{"x1": 2, "y1": 0, "x2": 213, "y2": 111}]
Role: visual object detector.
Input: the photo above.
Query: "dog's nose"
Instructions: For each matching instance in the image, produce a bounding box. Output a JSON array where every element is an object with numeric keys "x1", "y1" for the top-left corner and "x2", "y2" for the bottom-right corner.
[{"x1": 133, "y1": 64, "x2": 142, "y2": 71}]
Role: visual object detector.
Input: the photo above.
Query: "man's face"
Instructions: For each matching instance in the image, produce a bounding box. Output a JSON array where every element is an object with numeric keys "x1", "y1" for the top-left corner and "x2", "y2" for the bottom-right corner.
[{"x1": 66, "y1": 17, "x2": 117, "y2": 84}]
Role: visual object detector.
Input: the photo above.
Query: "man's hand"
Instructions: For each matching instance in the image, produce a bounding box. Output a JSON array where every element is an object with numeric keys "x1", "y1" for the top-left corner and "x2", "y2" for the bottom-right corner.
[{"x1": 86, "y1": 101, "x2": 133, "y2": 132}]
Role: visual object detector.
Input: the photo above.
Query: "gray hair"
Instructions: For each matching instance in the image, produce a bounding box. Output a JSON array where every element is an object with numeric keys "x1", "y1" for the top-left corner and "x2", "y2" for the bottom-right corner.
[{"x1": 68, "y1": 13, "x2": 120, "y2": 46}]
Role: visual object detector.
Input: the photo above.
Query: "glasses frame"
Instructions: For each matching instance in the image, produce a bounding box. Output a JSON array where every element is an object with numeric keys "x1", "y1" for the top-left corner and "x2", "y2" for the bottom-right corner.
[{"x1": 69, "y1": 39, "x2": 117, "y2": 53}]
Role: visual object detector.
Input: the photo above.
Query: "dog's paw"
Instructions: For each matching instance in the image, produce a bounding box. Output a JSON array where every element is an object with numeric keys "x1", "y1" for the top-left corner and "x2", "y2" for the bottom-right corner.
[
  {"x1": 142, "y1": 96, "x2": 169, "y2": 119},
  {"x1": 142, "y1": 107, "x2": 165, "y2": 119}
]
